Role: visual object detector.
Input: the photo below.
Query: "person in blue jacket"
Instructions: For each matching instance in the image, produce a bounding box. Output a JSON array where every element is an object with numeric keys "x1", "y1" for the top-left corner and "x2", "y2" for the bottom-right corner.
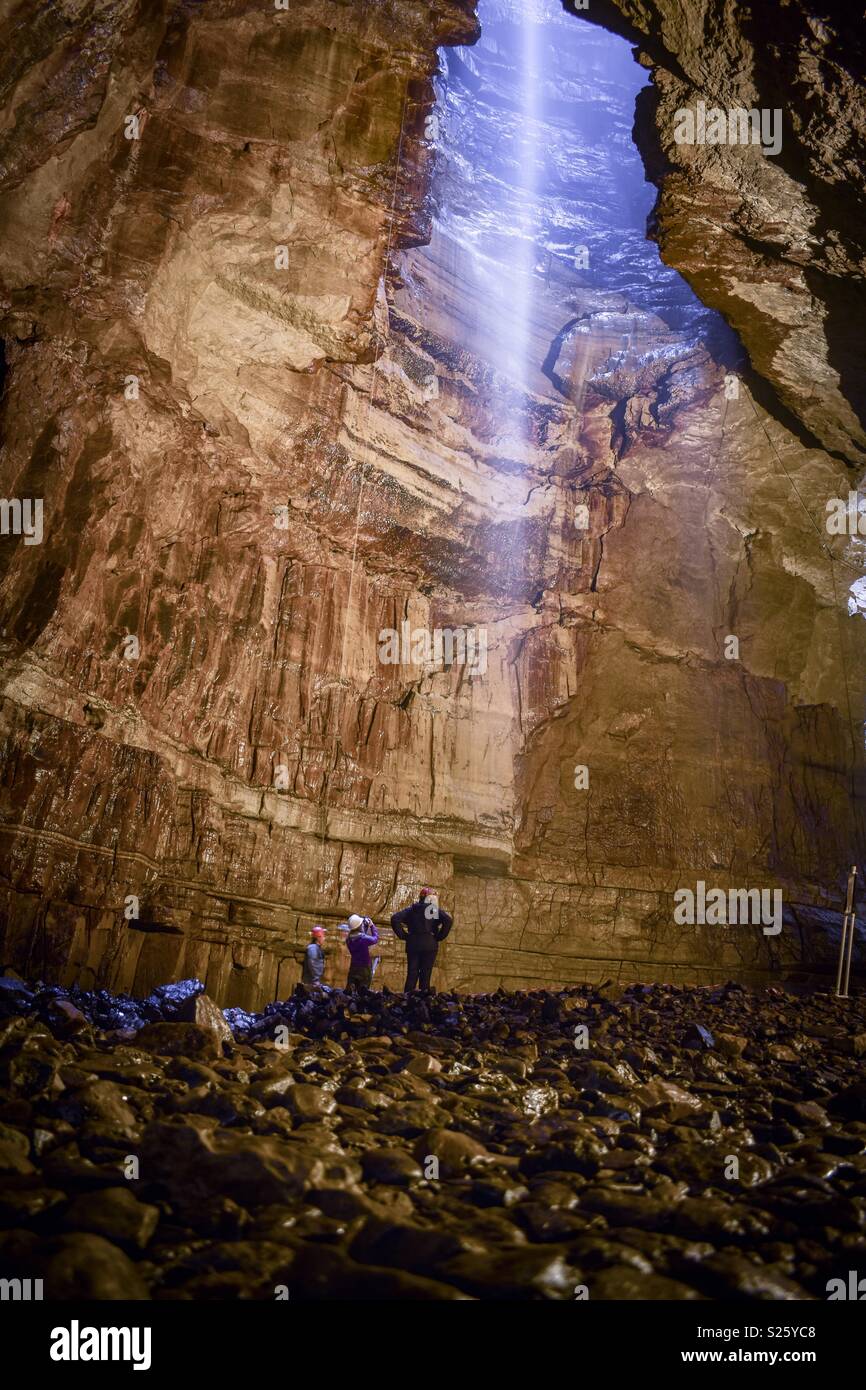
[
  {"x1": 302, "y1": 926, "x2": 327, "y2": 986},
  {"x1": 391, "y1": 887, "x2": 452, "y2": 991}
]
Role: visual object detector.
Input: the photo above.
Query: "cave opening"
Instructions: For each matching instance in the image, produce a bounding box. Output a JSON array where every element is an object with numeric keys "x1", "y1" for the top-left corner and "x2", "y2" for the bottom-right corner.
[
  {"x1": 423, "y1": 0, "x2": 732, "y2": 415},
  {"x1": 385, "y1": 0, "x2": 750, "y2": 631}
]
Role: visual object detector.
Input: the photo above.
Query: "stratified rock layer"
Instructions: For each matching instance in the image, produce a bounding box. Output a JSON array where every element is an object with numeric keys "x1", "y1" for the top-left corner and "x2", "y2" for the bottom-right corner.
[
  {"x1": 577, "y1": 0, "x2": 866, "y2": 463},
  {"x1": 2, "y1": 974, "x2": 866, "y2": 1300},
  {"x1": 0, "y1": 0, "x2": 864, "y2": 1005}
]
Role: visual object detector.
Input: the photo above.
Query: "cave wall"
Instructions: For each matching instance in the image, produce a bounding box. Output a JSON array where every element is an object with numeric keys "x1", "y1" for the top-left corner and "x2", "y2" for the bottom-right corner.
[
  {"x1": 0, "y1": 0, "x2": 864, "y2": 1005},
  {"x1": 571, "y1": 0, "x2": 866, "y2": 465}
]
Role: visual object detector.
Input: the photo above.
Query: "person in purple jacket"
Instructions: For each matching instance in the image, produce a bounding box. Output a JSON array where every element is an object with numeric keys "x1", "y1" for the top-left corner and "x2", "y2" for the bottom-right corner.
[{"x1": 343, "y1": 913, "x2": 378, "y2": 990}]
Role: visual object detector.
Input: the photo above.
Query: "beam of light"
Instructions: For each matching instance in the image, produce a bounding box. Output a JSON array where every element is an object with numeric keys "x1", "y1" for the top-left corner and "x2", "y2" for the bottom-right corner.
[{"x1": 504, "y1": 0, "x2": 541, "y2": 398}]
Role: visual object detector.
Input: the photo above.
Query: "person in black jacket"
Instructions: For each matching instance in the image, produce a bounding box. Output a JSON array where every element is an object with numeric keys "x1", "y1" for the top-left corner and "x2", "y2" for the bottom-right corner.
[{"x1": 391, "y1": 887, "x2": 452, "y2": 992}]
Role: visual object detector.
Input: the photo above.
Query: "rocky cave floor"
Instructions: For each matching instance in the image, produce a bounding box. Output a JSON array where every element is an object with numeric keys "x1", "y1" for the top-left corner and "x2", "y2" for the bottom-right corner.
[{"x1": 1, "y1": 974, "x2": 865, "y2": 1300}]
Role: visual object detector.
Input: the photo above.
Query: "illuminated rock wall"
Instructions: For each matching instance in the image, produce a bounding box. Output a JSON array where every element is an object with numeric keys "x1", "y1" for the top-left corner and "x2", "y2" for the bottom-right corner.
[{"x1": 0, "y1": 0, "x2": 863, "y2": 1004}]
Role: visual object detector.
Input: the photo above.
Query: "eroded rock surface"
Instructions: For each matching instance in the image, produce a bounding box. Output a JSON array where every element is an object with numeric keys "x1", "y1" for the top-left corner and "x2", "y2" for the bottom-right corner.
[
  {"x1": 0, "y1": 0, "x2": 864, "y2": 1004},
  {"x1": 577, "y1": 0, "x2": 866, "y2": 464}
]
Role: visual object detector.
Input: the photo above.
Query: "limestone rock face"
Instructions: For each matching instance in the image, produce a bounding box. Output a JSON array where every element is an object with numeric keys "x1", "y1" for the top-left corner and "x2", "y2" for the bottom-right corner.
[
  {"x1": 576, "y1": 0, "x2": 866, "y2": 464},
  {"x1": 0, "y1": 0, "x2": 864, "y2": 1005}
]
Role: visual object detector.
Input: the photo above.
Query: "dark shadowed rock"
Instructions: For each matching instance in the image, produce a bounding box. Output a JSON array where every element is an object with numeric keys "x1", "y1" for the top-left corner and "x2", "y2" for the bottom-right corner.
[
  {"x1": 828, "y1": 1083, "x2": 866, "y2": 1121},
  {"x1": 139, "y1": 1117, "x2": 326, "y2": 1206},
  {"x1": 0, "y1": 1124, "x2": 34, "y2": 1176},
  {"x1": 288, "y1": 1245, "x2": 471, "y2": 1300},
  {"x1": 35, "y1": 1234, "x2": 149, "y2": 1300},
  {"x1": 143, "y1": 980, "x2": 205, "y2": 1021},
  {"x1": 60, "y1": 1187, "x2": 160, "y2": 1250},
  {"x1": 134, "y1": 1022, "x2": 223, "y2": 1060},
  {"x1": 361, "y1": 1148, "x2": 424, "y2": 1186},
  {"x1": 55, "y1": 1081, "x2": 139, "y2": 1135},
  {"x1": 590, "y1": 1267, "x2": 705, "y2": 1300}
]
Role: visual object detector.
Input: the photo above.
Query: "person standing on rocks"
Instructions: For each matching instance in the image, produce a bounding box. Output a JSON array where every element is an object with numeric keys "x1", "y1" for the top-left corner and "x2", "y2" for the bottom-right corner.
[
  {"x1": 391, "y1": 887, "x2": 452, "y2": 992},
  {"x1": 301, "y1": 926, "x2": 327, "y2": 987},
  {"x1": 344, "y1": 914, "x2": 379, "y2": 990}
]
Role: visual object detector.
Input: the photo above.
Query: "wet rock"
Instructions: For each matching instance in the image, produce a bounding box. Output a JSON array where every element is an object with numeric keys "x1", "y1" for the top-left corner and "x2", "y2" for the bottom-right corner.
[
  {"x1": 249, "y1": 1073, "x2": 297, "y2": 1106},
  {"x1": 60, "y1": 1187, "x2": 160, "y2": 1250},
  {"x1": 35, "y1": 1233, "x2": 149, "y2": 1299},
  {"x1": 44, "y1": 999, "x2": 90, "y2": 1038},
  {"x1": 526, "y1": 1178, "x2": 579, "y2": 1209},
  {"x1": 403, "y1": 1053, "x2": 443, "y2": 1077},
  {"x1": 54, "y1": 1081, "x2": 139, "y2": 1135},
  {"x1": 521, "y1": 1084, "x2": 559, "y2": 1118},
  {"x1": 633, "y1": 1080, "x2": 703, "y2": 1122},
  {"x1": 570, "y1": 1058, "x2": 631, "y2": 1094},
  {"x1": 360, "y1": 1148, "x2": 424, "y2": 1186},
  {"x1": 0, "y1": 1185, "x2": 65, "y2": 1223},
  {"x1": 139, "y1": 1117, "x2": 327, "y2": 1206},
  {"x1": 166, "y1": 1059, "x2": 224, "y2": 1088},
  {"x1": 590, "y1": 1267, "x2": 705, "y2": 1300},
  {"x1": 415, "y1": 1128, "x2": 493, "y2": 1177},
  {"x1": 289, "y1": 1245, "x2": 470, "y2": 1300},
  {"x1": 467, "y1": 1178, "x2": 530, "y2": 1208},
  {"x1": 147, "y1": 1236, "x2": 291, "y2": 1298},
  {"x1": 349, "y1": 1217, "x2": 479, "y2": 1272},
  {"x1": 695, "y1": 1253, "x2": 813, "y2": 1301},
  {"x1": 378, "y1": 1102, "x2": 444, "y2": 1136},
  {"x1": 437, "y1": 1247, "x2": 576, "y2": 1300},
  {"x1": 300, "y1": 1187, "x2": 371, "y2": 1221},
  {"x1": 712, "y1": 1032, "x2": 748, "y2": 1057},
  {"x1": 519, "y1": 1134, "x2": 606, "y2": 1178},
  {"x1": 175, "y1": 993, "x2": 233, "y2": 1046},
  {"x1": 284, "y1": 1084, "x2": 337, "y2": 1121},
  {"x1": 773, "y1": 1099, "x2": 830, "y2": 1129},
  {"x1": 514, "y1": 1202, "x2": 589, "y2": 1243},
  {"x1": 165, "y1": 1086, "x2": 253, "y2": 1125},
  {"x1": 167, "y1": 1193, "x2": 251, "y2": 1240},
  {"x1": 334, "y1": 1086, "x2": 391, "y2": 1113},
  {"x1": 41, "y1": 1146, "x2": 127, "y2": 1192},
  {"x1": 78, "y1": 1050, "x2": 167, "y2": 1091},
  {"x1": 671, "y1": 1198, "x2": 773, "y2": 1243},
  {"x1": 0, "y1": 1124, "x2": 35, "y2": 1176},
  {"x1": 143, "y1": 980, "x2": 205, "y2": 1021},
  {"x1": 135, "y1": 1023, "x2": 224, "y2": 1060},
  {"x1": 579, "y1": 1186, "x2": 678, "y2": 1230}
]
